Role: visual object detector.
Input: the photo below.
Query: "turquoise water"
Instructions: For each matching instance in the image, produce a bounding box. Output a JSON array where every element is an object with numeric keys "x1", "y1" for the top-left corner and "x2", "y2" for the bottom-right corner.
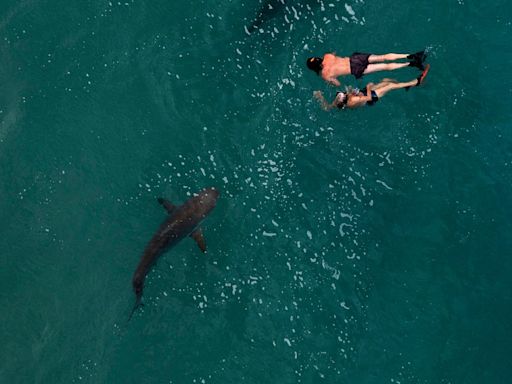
[{"x1": 1, "y1": 0, "x2": 511, "y2": 382}]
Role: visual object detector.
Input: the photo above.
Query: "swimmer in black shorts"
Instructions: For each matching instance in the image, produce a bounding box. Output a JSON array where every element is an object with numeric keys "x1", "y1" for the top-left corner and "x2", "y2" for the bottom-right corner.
[
  {"x1": 313, "y1": 65, "x2": 430, "y2": 110},
  {"x1": 306, "y1": 50, "x2": 426, "y2": 86}
]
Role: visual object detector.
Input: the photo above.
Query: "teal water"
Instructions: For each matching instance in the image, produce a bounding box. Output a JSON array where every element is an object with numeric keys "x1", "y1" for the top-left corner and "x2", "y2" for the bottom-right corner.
[{"x1": 1, "y1": 1, "x2": 511, "y2": 383}]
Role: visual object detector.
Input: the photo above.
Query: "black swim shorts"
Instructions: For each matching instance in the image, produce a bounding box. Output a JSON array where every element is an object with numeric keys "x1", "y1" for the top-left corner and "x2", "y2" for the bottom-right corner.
[{"x1": 349, "y1": 52, "x2": 372, "y2": 79}]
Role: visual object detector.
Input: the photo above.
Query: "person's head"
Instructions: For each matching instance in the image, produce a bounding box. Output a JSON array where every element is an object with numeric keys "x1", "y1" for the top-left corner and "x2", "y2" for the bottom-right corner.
[
  {"x1": 306, "y1": 57, "x2": 323, "y2": 75},
  {"x1": 334, "y1": 91, "x2": 348, "y2": 109}
]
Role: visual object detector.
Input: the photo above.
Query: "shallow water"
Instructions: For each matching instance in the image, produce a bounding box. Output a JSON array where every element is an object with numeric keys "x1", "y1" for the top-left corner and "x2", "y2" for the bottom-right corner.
[{"x1": 1, "y1": 1, "x2": 511, "y2": 383}]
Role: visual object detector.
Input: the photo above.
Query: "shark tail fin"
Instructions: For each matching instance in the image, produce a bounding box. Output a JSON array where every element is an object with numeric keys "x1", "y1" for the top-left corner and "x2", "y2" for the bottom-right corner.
[{"x1": 128, "y1": 298, "x2": 144, "y2": 321}]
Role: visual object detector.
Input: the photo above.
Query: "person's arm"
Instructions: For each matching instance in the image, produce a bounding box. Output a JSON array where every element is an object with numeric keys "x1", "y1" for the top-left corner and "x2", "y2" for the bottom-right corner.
[
  {"x1": 327, "y1": 77, "x2": 341, "y2": 87},
  {"x1": 313, "y1": 91, "x2": 335, "y2": 111},
  {"x1": 346, "y1": 94, "x2": 366, "y2": 109},
  {"x1": 365, "y1": 83, "x2": 373, "y2": 102}
]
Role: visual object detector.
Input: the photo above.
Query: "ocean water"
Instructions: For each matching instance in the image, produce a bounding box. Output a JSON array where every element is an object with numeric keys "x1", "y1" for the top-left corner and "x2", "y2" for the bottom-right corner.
[{"x1": 1, "y1": 0, "x2": 511, "y2": 383}]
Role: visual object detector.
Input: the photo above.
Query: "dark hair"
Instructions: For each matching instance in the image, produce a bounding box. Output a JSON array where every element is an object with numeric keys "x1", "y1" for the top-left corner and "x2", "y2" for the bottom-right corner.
[{"x1": 306, "y1": 57, "x2": 323, "y2": 75}]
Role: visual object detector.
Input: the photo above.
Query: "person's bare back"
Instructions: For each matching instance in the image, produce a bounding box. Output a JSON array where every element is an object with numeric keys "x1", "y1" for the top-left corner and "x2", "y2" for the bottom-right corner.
[{"x1": 320, "y1": 54, "x2": 350, "y2": 86}]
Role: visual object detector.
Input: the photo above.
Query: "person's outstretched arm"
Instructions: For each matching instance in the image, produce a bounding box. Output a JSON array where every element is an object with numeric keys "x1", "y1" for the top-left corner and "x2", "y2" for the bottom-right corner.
[
  {"x1": 327, "y1": 77, "x2": 341, "y2": 87},
  {"x1": 313, "y1": 91, "x2": 335, "y2": 110},
  {"x1": 365, "y1": 83, "x2": 374, "y2": 102}
]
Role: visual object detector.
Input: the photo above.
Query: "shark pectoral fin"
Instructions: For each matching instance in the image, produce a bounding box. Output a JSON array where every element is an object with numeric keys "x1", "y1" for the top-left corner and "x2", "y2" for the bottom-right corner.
[
  {"x1": 190, "y1": 228, "x2": 207, "y2": 253},
  {"x1": 157, "y1": 197, "x2": 177, "y2": 214}
]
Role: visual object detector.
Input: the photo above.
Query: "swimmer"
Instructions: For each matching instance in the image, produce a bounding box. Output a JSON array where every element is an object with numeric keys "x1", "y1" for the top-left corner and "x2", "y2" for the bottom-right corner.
[
  {"x1": 306, "y1": 50, "x2": 427, "y2": 86},
  {"x1": 313, "y1": 64, "x2": 430, "y2": 110}
]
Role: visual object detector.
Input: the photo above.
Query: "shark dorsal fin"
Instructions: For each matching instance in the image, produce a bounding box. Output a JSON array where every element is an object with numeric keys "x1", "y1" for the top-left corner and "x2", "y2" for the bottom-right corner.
[
  {"x1": 157, "y1": 197, "x2": 177, "y2": 214},
  {"x1": 190, "y1": 228, "x2": 207, "y2": 253}
]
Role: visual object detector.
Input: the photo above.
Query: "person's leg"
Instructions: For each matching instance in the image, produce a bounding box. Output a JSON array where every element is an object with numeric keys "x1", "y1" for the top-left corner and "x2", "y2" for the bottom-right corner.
[
  {"x1": 373, "y1": 64, "x2": 430, "y2": 98},
  {"x1": 370, "y1": 82, "x2": 388, "y2": 91},
  {"x1": 380, "y1": 78, "x2": 399, "y2": 83},
  {"x1": 371, "y1": 78, "x2": 399, "y2": 90},
  {"x1": 373, "y1": 80, "x2": 417, "y2": 98},
  {"x1": 369, "y1": 53, "x2": 409, "y2": 63},
  {"x1": 363, "y1": 62, "x2": 409, "y2": 75}
]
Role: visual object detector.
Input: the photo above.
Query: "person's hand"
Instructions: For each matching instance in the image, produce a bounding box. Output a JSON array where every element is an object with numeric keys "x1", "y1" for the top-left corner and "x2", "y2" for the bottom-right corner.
[
  {"x1": 367, "y1": 82, "x2": 374, "y2": 88},
  {"x1": 313, "y1": 90, "x2": 322, "y2": 99}
]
